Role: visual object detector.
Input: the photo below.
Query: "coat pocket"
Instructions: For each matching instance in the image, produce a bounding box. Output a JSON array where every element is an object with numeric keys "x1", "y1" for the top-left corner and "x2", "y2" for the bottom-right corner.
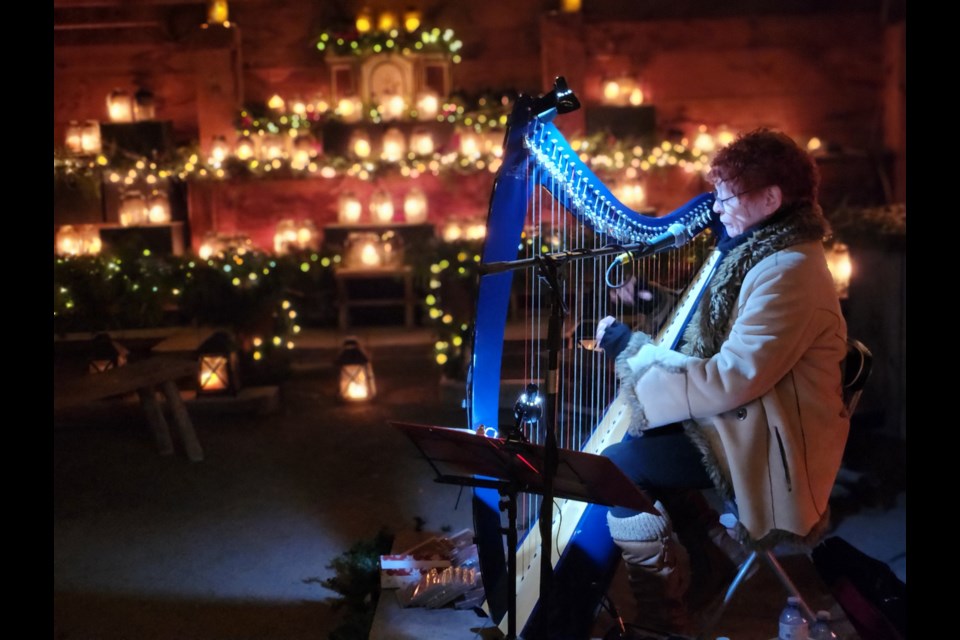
[{"x1": 773, "y1": 426, "x2": 793, "y2": 491}]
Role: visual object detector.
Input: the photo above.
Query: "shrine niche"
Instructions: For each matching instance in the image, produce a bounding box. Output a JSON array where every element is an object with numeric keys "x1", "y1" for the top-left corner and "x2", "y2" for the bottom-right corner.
[{"x1": 328, "y1": 52, "x2": 451, "y2": 120}]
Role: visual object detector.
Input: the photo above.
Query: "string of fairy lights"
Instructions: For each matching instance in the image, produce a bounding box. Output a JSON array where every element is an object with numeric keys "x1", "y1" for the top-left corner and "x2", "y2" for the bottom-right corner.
[{"x1": 53, "y1": 248, "x2": 344, "y2": 362}]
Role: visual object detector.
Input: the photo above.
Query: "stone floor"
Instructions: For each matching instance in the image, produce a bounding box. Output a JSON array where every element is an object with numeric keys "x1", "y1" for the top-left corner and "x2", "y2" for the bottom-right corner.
[{"x1": 54, "y1": 327, "x2": 906, "y2": 640}]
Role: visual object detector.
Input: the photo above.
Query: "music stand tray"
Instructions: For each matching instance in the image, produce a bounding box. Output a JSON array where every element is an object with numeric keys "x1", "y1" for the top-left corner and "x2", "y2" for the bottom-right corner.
[{"x1": 390, "y1": 421, "x2": 659, "y2": 639}]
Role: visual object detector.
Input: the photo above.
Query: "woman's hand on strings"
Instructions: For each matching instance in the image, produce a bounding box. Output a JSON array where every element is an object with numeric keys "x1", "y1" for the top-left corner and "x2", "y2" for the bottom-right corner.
[{"x1": 595, "y1": 316, "x2": 617, "y2": 347}]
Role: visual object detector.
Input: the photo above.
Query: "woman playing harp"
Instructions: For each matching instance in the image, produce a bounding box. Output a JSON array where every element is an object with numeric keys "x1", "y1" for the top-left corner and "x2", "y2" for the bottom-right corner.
[{"x1": 593, "y1": 129, "x2": 848, "y2": 636}]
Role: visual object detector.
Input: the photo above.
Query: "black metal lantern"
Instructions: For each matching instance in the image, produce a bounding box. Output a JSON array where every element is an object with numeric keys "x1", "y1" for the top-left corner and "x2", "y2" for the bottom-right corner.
[
  {"x1": 336, "y1": 338, "x2": 376, "y2": 402},
  {"x1": 197, "y1": 330, "x2": 241, "y2": 396},
  {"x1": 88, "y1": 333, "x2": 129, "y2": 374}
]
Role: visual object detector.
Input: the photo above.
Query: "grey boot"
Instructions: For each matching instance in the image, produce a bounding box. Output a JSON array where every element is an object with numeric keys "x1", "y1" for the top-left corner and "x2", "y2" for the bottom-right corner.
[{"x1": 607, "y1": 502, "x2": 692, "y2": 635}]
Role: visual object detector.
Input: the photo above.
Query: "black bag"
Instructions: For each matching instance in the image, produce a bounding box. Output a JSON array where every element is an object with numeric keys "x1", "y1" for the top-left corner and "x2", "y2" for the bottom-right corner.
[{"x1": 811, "y1": 536, "x2": 906, "y2": 639}]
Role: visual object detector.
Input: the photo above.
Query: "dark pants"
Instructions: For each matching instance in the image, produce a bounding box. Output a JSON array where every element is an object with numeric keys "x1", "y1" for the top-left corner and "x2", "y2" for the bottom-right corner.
[{"x1": 602, "y1": 424, "x2": 714, "y2": 517}]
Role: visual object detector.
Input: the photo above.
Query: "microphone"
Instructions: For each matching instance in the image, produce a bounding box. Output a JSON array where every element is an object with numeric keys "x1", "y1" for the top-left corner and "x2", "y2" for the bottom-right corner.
[{"x1": 616, "y1": 223, "x2": 691, "y2": 264}]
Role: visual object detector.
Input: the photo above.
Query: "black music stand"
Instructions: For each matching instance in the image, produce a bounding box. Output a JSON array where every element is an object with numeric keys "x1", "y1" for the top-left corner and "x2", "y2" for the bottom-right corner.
[{"x1": 391, "y1": 421, "x2": 660, "y2": 640}]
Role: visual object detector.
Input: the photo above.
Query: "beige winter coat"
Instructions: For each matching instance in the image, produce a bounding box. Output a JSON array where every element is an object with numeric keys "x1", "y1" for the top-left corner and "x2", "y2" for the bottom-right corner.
[{"x1": 617, "y1": 240, "x2": 848, "y2": 545}]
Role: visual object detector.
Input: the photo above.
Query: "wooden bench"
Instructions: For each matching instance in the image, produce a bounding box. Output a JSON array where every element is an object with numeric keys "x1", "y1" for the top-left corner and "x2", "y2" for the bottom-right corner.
[{"x1": 54, "y1": 356, "x2": 204, "y2": 462}]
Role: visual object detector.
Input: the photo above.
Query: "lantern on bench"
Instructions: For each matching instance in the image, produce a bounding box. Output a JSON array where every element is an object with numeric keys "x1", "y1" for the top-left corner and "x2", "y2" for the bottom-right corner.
[
  {"x1": 196, "y1": 330, "x2": 241, "y2": 396},
  {"x1": 336, "y1": 337, "x2": 376, "y2": 402},
  {"x1": 88, "y1": 333, "x2": 129, "y2": 374}
]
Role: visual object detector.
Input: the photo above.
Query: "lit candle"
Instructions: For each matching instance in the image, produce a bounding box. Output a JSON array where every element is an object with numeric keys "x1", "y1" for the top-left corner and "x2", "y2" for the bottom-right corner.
[
  {"x1": 339, "y1": 193, "x2": 363, "y2": 224},
  {"x1": 404, "y1": 188, "x2": 428, "y2": 224},
  {"x1": 381, "y1": 128, "x2": 406, "y2": 162},
  {"x1": 370, "y1": 190, "x2": 394, "y2": 223},
  {"x1": 416, "y1": 91, "x2": 439, "y2": 120}
]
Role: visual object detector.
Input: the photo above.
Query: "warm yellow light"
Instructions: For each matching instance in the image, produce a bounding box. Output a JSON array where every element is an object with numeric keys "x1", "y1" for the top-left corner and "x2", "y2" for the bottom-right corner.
[
  {"x1": 339, "y1": 193, "x2": 363, "y2": 224},
  {"x1": 807, "y1": 137, "x2": 823, "y2": 152},
  {"x1": 602, "y1": 81, "x2": 620, "y2": 102},
  {"x1": 716, "y1": 130, "x2": 736, "y2": 146},
  {"x1": 338, "y1": 96, "x2": 363, "y2": 123},
  {"x1": 403, "y1": 188, "x2": 428, "y2": 224},
  {"x1": 416, "y1": 92, "x2": 439, "y2": 120},
  {"x1": 459, "y1": 130, "x2": 481, "y2": 157},
  {"x1": 370, "y1": 190, "x2": 395, "y2": 223},
  {"x1": 561, "y1": 0, "x2": 582, "y2": 11},
  {"x1": 410, "y1": 129, "x2": 435, "y2": 156},
  {"x1": 268, "y1": 94, "x2": 285, "y2": 111},
  {"x1": 200, "y1": 355, "x2": 228, "y2": 391},
  {"x1": 380, "y1": 95, "x2": 406, "y2": 121},
  {"x1": 209, "y1": 136, "x2": 230, "y2": 164},
  {"x1": 693, "y1": 128, "x2": 715, "y2": 153},
  {"x1": 360, "y1": 242, "x2": 381, "y2": 266},
  {"x1": 377, "y1": 11, "x2": 398, "y2": 31},
  {"x1": 403, "y1": 9, "x2": 421, "y2": 31},
  {"x1": 356, "y1": 7, "x2": 373, "y2": 33},
  {"x1": 381, "y1": 128, "x2": 406, "y2": 162},
  {"x1": 147, "y1": 191, "x2": 171, "y2": 224},
  {"x1": 628, "y1": 87, "x2": 644, "y2": 106},
  {"x1": 106, "y1": 89, "x2": 134, "y2": 122},
  {"x1": 352, "y1": 134, "x2": 371, "y2": 159},
  {"x1": 442, "y1": 223, "x2": 462, "y2": 242},
  {"x1": 207, "y1": 0, "x2": 229, "y2": 25},
  {"x1": 826, "y1": 242, "x2": 852, "y2": 299}
]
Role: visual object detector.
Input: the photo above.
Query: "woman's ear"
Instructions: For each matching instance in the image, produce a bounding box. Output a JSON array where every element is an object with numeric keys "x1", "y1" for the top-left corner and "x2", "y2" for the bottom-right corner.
[{"x1": 762, "y1": 185, "x2": 783, "y2": 214}]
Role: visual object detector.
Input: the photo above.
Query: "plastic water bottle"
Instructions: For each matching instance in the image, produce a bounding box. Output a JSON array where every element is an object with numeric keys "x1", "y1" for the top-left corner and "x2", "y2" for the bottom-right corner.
[
  {"x1": 779, "y1": 596, "x2": 809, "y2": 640},
  {"x1": 809, "y1": 610, "x2": 837, "y2": 640}
]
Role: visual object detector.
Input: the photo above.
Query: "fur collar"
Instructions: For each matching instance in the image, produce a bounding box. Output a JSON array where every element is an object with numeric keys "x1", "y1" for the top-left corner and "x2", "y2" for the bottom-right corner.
[{"x1": 680, "y1": 202, "x2": 829, "y2": 359}]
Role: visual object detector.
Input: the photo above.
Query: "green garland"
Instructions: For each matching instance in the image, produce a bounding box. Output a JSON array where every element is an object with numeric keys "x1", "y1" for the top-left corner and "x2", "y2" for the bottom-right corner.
[{"x1": 315, "y1": 26, "x2": 463, "y2": 62}]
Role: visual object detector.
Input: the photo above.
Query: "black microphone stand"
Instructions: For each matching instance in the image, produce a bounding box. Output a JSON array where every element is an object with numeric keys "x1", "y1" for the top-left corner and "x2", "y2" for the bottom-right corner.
[{"x1": 477, "y1": 239, "x2": 669, "y2": 636}]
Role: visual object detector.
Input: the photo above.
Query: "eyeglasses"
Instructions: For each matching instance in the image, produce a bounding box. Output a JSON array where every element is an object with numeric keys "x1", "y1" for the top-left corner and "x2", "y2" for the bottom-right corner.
[{"x1": 712, "y1": 188, "x2": 758, "y2": 206}]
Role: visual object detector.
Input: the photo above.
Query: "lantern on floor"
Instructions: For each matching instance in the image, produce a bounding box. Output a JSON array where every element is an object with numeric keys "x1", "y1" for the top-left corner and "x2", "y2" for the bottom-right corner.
[
  {"x1": 370, "y1": 189, "x2": 395, "y2": 223},
  {"x1": 119, "y1": 190, "x2": 148, "y2": 226},
  {"x1": 147, "y1": 190, "x2": 171, "y2": 224},
  {"x1": 197, "y1": 330, "x2": 241, "y2": 396},
  {"x1": 337, "y1": 337, "x2": 376, "y2": 402},
  {"x1": 338, "y1": 192, "x2": 363, "y2": 224},
  {"x1": 107, "y1": 88, "x2": 134, "y2": 122},
  {"x1": 381, "y1": 128, "x2": 406, "y2": 162},
  {"x1": 88, "y1": 333, "x2": 129, "y2": 374},
  {"x1": 416, "y1": 91, "x2": 439, "y2": 120},
  {"x1": 134, "y1": 88, "x2": 156, "y2": 121},
  {"x1": 410, "y1": 129, "x2": 434, "y2": 156},
  {"x1": 404, "y1": 188, "x2": 428, "y2": 224},
  {"x1": 825, "y1": 241, "x2": 852, "y2": 300}
]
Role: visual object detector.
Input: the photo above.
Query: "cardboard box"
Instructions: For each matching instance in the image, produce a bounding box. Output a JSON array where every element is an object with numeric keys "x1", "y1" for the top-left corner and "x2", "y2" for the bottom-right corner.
[{"x1": 379, "y1": 554, "x2": 451, "y2": 589}]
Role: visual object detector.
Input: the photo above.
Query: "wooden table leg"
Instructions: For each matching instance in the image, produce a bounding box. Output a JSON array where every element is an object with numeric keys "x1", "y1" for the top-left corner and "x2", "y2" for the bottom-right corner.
[
  {"x1": 137, "y1": 386, "x2": 175, "y2": 455},
  {"x1": 161, "y1": 380, "x2": 204, "y2": 462}
]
